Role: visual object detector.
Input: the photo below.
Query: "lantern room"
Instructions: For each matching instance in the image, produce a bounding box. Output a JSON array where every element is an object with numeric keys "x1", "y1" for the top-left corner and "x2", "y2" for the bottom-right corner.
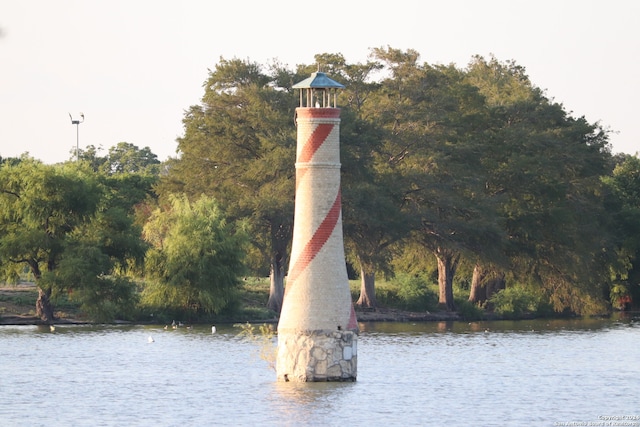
[{"x1": 292, "y1": 71, "x2": 345, "y2": 108}]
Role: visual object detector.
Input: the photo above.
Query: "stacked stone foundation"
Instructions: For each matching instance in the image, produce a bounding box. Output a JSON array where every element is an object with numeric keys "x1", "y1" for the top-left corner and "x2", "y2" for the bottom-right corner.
[{"x1": 277, "y1": 330, "x2": 357, "y2": 382}]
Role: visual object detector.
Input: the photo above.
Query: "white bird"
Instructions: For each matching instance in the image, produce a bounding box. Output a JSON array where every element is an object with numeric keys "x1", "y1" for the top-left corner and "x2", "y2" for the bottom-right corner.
[
  {"x1": 148, "y1": 336, "x2": 154, "y2": 343},
  {"x1": 211, "y1": 325, "x2": 216, "y2": 334},
  {"x1": 49, "y1": 325, "x2": 55, "y2": 332}
]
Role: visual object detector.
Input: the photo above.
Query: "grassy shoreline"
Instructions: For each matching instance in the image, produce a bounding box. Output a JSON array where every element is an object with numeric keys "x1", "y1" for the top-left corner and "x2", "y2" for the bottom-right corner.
[
  {"x1": 0, "y1": 279, "x2": 463, "y2": 325},
  {"x1": 0, "y1": 278, "x2": 609, "y2": 326}
]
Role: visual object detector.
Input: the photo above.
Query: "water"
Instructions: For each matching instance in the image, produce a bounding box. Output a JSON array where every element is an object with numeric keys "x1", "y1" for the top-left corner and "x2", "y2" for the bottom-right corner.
[{"x1": 1, "y1": 316, "x2": 639, "y2": 427}]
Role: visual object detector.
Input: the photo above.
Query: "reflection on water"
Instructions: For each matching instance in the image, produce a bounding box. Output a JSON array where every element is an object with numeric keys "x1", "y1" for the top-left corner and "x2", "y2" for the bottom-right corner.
[
  {"x1": 271, "y1": 381, "x2": 357, "y2": 426},
  {"x1": 1, "y1": 315, "x2": 639, "y2": 426},
  {"x1": 358, "y1": 315, "x2": 633, "y2": 335}
]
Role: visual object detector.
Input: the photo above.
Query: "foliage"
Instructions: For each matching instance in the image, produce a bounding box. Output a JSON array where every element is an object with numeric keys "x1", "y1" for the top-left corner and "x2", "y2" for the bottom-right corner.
[
  {"x1": 77, "y1": 142, "x2": 161, "y2": 175},
  {"x1": 141, "y1": 194, "x2": 248, "y2": 318},
  {"x1": 157, "y1": 50, "x2": 623, "y2": 317},
  {"x1": 489, "y1": 285, "x2": 555, "y2": 318},
  {"x1": 3, "y1": 49, "x2": 633, "y2": 320},
  {"x1": 0, "y1": 160, "x2": 93, "y2": 316},
  {"x1": 0, "y1": 157, "x2": 152, "y2": 322},
  {"x1": 602, "y1": 154, "x2": 640, "y2": 308},
  {"x1": 41, "y1": 242, "x2": 139, "y2": 322},
  {"x1": 158, "y1": 58, "x2": 297, "y2": 313},
  {"x1": 373, "y1": 273, "x2": 439, "y2": 312},
  {"x1": 463, "y1": 55, "x2": 615, "y2": 313},
  {"x1": 455, "y1": 299, "x2": 485, "y2": 321}
]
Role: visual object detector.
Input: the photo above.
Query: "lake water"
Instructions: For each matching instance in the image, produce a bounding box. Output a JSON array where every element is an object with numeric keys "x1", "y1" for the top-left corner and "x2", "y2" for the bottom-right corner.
[{"x1": 1, "y1": 316, "x2": 639, "y2": 427}]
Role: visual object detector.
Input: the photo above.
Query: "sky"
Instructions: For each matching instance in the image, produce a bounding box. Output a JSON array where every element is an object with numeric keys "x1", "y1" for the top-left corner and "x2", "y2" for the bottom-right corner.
[{"x1": 1, "y1": 0, "x2": 638, "y2": 164}]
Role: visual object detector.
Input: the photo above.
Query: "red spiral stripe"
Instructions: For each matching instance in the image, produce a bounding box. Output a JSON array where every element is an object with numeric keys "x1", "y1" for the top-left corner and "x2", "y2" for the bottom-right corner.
[{"x1": 286, "y1": 191, "x2": 341, "y2": 288}]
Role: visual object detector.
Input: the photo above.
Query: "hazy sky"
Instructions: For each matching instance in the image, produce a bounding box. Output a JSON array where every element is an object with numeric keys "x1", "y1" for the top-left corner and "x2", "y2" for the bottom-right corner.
[{"x1": 1, "y1": 0, "x2": 638, "y2": 164}]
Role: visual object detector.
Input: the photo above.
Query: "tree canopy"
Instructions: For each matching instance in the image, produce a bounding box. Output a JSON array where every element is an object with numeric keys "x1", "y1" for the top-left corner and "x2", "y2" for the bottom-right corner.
[
  {"x1": 2, "y1": 48, "x2": 636, "y2": 322},
  {"x1": 156, "y1": 49, "x2": 627, "y2": 316},
  {"x1": 0, "y1": 158, "x2": 147, "y2": 321},
  {"x1": 142, "y1": 194, "x2": 248, "y2": 317}
]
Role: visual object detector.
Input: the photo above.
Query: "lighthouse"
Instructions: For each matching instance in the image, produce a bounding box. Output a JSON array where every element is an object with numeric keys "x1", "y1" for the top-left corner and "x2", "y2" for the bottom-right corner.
[{"x1": 276, "y1": 71, "x2": 358, "y2": 382}]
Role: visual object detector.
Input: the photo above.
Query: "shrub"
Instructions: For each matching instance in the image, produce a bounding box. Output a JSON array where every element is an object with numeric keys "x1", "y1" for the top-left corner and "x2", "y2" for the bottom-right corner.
[
  {"x1": 455, "y1": 298, "x2": 485, "y2": 321},
  {"x1": 489, "y1": 285, "x2": 539, "y2": 318},
  {"x1": 391, "y1": 273, "x2": 439, "y2": 312}
]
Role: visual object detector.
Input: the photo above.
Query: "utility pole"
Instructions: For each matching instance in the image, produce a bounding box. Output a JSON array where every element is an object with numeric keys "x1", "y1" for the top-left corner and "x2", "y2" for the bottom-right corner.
[{"x1": 69, "y1": 112, "x2": 84, "y2": 161}]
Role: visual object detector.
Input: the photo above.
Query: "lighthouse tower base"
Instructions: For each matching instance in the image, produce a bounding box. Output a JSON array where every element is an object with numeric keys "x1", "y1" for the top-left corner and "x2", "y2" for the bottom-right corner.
[{"x1": 276, "y1": 330, "x2": 357, "y2": 382}]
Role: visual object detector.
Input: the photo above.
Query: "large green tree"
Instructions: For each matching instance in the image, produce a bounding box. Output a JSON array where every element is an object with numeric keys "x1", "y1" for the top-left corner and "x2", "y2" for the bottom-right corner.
[
  {"x1": 467, "y1": 55, "x2": 614, "y2": 314},
  {"x1": 0, "y1": 159, "x2": 100, "y2": 321},
  {"x1": 41, "y1": 205, "x2": 144, "y2": 321},
  {"x1": 157, "y1": 58, "x2": 298, "y2": 313},
  {"x1": 0, "y1": 159, "x2": 146, "y2": 322},
  {"x1": 142, "y1": 194, "x2": 248, "y2": 317},
  {"x1": 365, "y1": 47, "x2": 501, "y2": 311},
  {"x1": 602, "y1": 154, "x2": 640, "y2": 308}
]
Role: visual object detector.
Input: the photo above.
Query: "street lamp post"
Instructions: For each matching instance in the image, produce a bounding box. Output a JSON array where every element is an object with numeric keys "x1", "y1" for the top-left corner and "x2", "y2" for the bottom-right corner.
[{"x1": 69, "y1": 112, "x2": 84, "y2": 161}]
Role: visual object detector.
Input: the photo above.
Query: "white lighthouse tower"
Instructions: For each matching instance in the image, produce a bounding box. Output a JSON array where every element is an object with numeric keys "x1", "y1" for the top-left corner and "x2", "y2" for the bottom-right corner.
[{"x1": 276, "y1": 71, "x2": 358, "y2": 382}]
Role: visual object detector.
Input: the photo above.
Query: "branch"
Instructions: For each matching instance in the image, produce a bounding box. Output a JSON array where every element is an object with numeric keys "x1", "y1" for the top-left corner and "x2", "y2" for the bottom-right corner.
[{"x1": 1, "y1": 189, "x2": 20, "y2": 198}]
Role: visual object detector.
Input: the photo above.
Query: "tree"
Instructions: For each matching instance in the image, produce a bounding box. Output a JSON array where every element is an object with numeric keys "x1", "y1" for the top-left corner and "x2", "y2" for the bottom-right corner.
[
  {"x1": 0, "y1": 160, "x2": 99, "y2": 321},
  {"x1": 312, "y1": 53, "x2": 409, "y2": 308},
  {"x1": 142, "y1": 194, "x2": 248, "y2": 317},
  {"x1": 466, "y1": 55, "x2": 615, "y2": 314},
  {"x1": 157, "y1": 58, "x2": 298, "y2": 313},
  {"x1": 0, "y1": 159, "x2": 146, "y2": 322},
  {"x1": 0, "y1": 153, "x2": 151, "y2": 323},
  {"x1": 40, "y1": 207, "x2": 143, "y2": 321},
  {"x1": 468, "y1": 264, "x2": 505, "y2": 305},
  {"x1": 105, "y1": 142, "x2": 161, "y2": 175},
  {"x1": 343, "y1": 179, "x2": 409, "y2": 308},
  {"x1": 366, "y1": 47, "x2": 501, "y2": 311},
  {"x1": 78, "y1": 142, "x2": 161, "y2": 175},
  {"x1": 602, "y1": 154, "x2": 640, "y2": 308}
]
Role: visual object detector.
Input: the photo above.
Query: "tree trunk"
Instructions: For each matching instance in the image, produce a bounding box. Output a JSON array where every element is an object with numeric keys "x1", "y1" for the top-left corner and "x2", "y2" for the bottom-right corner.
[
  {"x1": 469, "y1": 264, "x2": 506, "y2": 307},
  {"x1": 36, "y1": 287, "x2": 55, "y2": 323},
  {"x1": 435, "y1": 249, "x2": 459, "y2": 312},
  {"x1": 267, "y1": 252, "x2": 285, "y2": 313},
  {"x1": 356, "y1": 268, "x2": 376, "y2": 308},
  {"x1": 485, "y1": 273, "x2": 506, "y2": 304},
  {"x1": 29, "y1": 260, "x2": 54, "y2": 323},
  {"x1": 469, "y1": 263, "x2": 488, "y2": 303}
]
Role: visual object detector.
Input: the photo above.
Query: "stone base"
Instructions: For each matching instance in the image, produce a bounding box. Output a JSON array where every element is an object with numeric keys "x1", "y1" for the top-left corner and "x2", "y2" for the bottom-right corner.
[{"x1": 276, "y1": 330, "x2": 357, "y2": 382}]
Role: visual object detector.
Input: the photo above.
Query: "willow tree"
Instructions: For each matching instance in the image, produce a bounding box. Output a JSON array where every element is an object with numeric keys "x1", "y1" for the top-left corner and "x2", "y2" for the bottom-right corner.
[
  {"x1": 142, "y1": 194, "x2": 248, "y2": 317},
  {"x1": 0, "y1": 158, "x2": 146, "y2": 322},
  {"x1": 157, "y1": 58, "x2": 298, "y2": 313}
]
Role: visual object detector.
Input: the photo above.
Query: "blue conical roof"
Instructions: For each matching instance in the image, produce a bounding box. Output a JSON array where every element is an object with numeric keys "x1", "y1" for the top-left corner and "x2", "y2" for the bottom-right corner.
[{"x1": 292, "y1": 72, "x2": 344, "y2": 89}]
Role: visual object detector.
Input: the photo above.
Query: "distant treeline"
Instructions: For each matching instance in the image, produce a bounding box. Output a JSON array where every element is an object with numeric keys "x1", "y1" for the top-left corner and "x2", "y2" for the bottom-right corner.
[{"x1": 1, "y1": 48, "x2": 638, "y2": 323}]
